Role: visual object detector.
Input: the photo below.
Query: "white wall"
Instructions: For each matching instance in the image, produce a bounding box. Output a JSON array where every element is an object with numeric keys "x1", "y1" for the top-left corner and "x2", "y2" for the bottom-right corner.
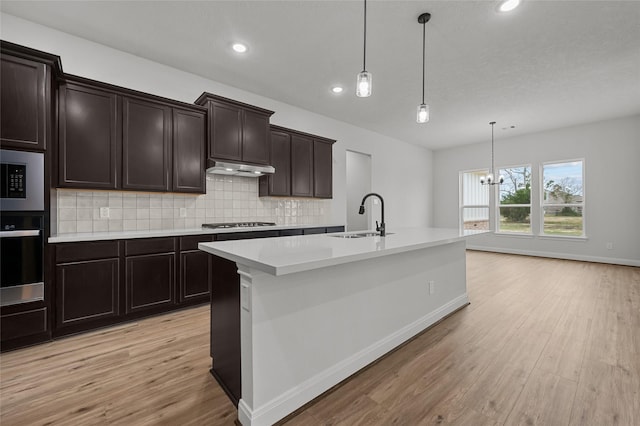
[
  {"x1": 1, "y1": 13, "x2": 433, "y2": 229},
  {"x1": 433, "y1": 115, "x2": 640, "y2": 266},
  {"x1": 345, "y1": 150, "x2": 371, "y2": 231}
]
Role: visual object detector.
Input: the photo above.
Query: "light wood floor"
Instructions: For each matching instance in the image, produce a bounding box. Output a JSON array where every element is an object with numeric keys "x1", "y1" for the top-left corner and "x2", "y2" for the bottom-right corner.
[{"x1": 1, "y1": 251, "x2": 638, "y2": 425}]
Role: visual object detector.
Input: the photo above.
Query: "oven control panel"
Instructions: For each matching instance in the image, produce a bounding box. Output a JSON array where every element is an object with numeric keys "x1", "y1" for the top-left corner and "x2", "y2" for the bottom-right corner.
[{"x1": 1, "y1": 163, "x2": 27, "y2": 199}]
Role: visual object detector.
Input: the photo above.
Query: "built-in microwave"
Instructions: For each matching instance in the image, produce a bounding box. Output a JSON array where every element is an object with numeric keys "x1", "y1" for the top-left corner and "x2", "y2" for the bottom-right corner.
[{"x1": 0, "y1": 149, "x2": 44, "y2": 212}]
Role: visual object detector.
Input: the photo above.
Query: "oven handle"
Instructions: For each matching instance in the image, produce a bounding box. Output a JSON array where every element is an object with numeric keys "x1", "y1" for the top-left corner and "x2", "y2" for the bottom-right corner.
[{"x1": 0, "y1": 229, "x2": 41, "y2": 238}]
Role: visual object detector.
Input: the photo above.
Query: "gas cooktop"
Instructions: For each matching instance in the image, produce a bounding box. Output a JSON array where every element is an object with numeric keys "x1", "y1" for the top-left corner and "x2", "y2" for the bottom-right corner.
[{"x1": 202, "y1": 222, "x2": 277, "y2": 229}]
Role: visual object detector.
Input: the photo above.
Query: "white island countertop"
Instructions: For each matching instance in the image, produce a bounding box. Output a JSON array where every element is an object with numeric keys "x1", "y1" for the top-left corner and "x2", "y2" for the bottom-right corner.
[{"x1": 199, "y1": 227, "x2": 480, "y2": 276}]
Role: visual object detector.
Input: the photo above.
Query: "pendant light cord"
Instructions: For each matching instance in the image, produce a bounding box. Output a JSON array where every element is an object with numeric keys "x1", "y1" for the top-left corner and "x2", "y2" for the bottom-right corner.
[
  {"x1": 421, "y1": 20, "x2": 426, "y2": 104},
  {"x1": 363, "y1": 0, "x2": 367, "y2": 71}
]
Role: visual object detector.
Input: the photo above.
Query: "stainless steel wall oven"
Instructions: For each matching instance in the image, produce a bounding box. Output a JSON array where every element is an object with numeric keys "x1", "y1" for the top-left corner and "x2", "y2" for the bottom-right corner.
[{"x1": 1, "y1": 149, "x2": 45, "y2": 307}]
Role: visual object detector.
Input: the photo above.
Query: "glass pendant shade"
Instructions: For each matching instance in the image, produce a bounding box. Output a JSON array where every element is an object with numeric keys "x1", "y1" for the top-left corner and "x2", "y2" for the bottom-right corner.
[
  {"x1": 356, "y1": 71, "x2": 372, "y2": 97},
  {"x1": 417, "y1": 104, "x2": 429, "y2": 123}
]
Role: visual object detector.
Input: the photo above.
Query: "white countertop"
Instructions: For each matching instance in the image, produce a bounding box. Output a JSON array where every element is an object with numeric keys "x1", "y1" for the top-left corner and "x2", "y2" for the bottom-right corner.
[
  {"x1": 48, "y1": 224, "x2": 344, "y2": 243},
  {"x1": 199, "y1": 227, "x2": 480, "y2": 276}
]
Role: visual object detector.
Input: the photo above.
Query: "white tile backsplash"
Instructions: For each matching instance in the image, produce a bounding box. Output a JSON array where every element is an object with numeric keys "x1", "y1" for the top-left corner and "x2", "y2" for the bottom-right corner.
[{"x1": 54, "y1": 175, "x2": 332, "y2": 234}]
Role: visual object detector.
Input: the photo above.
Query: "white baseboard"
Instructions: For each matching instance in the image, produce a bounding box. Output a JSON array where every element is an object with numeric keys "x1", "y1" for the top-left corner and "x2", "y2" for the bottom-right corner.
[
  {"x1": 238, "y1": 293, "x2": 470, "y2": 426},
  {"x1": 466, "y1": 245, "x2": 640, "y2": 267}
]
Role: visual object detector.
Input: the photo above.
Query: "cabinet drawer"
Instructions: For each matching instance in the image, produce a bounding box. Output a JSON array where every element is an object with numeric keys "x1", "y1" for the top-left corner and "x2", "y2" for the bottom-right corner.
[
  {"x1": 1, "y1": 307, "x2": 47, "y2": 341},
  {"x1": 56, "y1": 240, "x2": 119, "y2": 263},
  {"x1": 180, "y1": 235, "x2": 213, "y2": 251},
  {"x1": 125, "y1": 237, "x2": 175, "y2": 256}
]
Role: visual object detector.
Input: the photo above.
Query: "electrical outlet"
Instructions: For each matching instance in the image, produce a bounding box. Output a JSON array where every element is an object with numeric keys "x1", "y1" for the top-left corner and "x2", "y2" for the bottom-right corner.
[
  {"x1": 428, "y1": 280, "x2": 435, "y2": 295},
  {"x1": 99, "y1": 207, "x2": 110, "y2": 219},
  {"x1": 180, "y1": 207, "x2": 187, "y2": 218},
  {"x1": 606, "y1": 242, "x2": 614, "y2": 250}
]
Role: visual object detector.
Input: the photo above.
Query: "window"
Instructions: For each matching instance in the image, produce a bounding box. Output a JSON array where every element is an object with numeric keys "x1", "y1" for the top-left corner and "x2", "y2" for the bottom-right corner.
[
  {"x1": 497, "y1": 165, "x2": 532, "y2": 234},
  {"x1": 460, "y1": 170, "x2": 490, "y2": 233},
  {"x1": 542, "y1": 160, "x2": 584, "y2": 236}
]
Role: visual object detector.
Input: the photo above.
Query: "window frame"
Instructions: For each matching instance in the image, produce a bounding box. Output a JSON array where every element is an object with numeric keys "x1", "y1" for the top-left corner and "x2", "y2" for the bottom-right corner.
[
  {"x1": 459, "y1": 169, "x2": 490, "y2": 234},
  {"x1": 540, "y1": 158, "x2": 586, "y2": 238},
  {"x1": 495, "y1": 163, "x2": 533, "y2": 235}
]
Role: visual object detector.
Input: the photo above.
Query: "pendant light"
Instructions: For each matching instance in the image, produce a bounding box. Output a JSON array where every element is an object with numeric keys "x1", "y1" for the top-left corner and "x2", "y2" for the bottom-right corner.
[
  {"x1": 480, "y1": 121, "x2": 504, "y2": 185},
  {"x1": 356, "y1": 0, "x2": 372, "y2": 97},
  {"x1": 416, "y1": 13, "x2": 431, "y2": 123}
]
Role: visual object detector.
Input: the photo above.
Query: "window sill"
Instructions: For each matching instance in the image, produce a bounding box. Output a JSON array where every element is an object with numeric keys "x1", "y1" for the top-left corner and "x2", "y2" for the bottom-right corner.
[
  {"x1": 494, "y1": 232, "x2": 534, "y2": 239},
  {"x1": 538, "y1": 235, "x2": 588, "y2": 242}
]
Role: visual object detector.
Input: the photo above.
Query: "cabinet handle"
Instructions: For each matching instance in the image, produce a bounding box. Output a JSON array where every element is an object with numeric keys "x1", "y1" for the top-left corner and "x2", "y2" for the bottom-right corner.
[{"x1": 0, "y1": 230, "x2": 41, "y2": 238}]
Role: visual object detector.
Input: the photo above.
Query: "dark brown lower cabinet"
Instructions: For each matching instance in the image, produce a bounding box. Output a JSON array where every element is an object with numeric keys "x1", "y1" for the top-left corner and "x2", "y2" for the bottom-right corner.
[
  {"x1": 126, "y1": 253, "x2": 175, "y2": 313},
  {"x1": 0, "y1": 306, "x2": 48, "y2": 345},
  {"x1": 50, "y1": 236, "x2": 210, "y2": 339},
  {"x1": 125, "y1": 238, "x2": 175, "y2": 313},
  {"x1": 210, "y1": 255, "x2": 242, "y2": 405},
  {"x1": 179, "y1": 235, "x2": 213, "y2": 303},
  {"x1": 56, "y1": 259, "x2": 119, "y2": 325},
  {"x1": 54, "y1": 240, "x2": 120, "y2": 334}
]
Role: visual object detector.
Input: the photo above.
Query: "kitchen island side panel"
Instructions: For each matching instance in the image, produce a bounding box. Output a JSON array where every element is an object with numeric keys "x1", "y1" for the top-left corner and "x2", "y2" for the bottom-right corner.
[{"x1": 238, "y1": 240, "x2": 468, "y2": 426}]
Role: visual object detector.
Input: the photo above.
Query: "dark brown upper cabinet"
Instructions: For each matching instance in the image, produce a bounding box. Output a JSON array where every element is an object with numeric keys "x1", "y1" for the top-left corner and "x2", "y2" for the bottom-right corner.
[
  {"x1": 259, "y1": 125, "x2": 335, "y2": 198},
  {"x1": 195, "y1": 93, "x2": 274, "y2": 167},
  {"x1": 263, "y1": 128, "x2": 291, "y2": 196},
  {"x1": 58, "y1": 82, "x2": 119, "y2": 189},
  {"x1": 172, "y1": 108, "x2": 206, "y2": 193},
  {"x1": 291, "y1": 133, "x2": 314, "y2": 197},
  {"x1": 57, "y1": 75, "x2": 206, "y2": 193},
  {"x1": 0, "y1": 41, "x2": 61, "y2": 152},
  {"x1": 122, "y1": 96, "x2": 171, "y2": 191},
  {"x1": 313, "y1": 139, "x2": 333, "y2": 198}
]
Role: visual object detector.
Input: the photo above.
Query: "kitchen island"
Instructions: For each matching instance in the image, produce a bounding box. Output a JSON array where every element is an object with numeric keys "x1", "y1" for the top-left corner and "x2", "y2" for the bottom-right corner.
[{"x1": 199, "y1": 227, "x2": 471, "y2": 426}]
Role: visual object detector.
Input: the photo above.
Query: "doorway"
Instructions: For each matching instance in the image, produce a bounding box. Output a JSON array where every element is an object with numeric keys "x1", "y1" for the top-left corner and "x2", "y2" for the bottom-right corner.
[{"x1": 346, "y1": 150, "x2": 371, "y2": 232}]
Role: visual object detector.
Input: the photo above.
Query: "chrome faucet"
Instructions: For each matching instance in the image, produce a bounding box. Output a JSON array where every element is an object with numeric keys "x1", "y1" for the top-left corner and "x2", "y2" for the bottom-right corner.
[{"x1": 359, "y1": 193, "x2": 385, "y2": 236}]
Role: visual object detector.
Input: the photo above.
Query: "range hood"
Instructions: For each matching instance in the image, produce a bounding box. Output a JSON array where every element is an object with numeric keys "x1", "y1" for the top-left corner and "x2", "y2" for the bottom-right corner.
[{"x1": 206, "y1": 160, "x2": 275, "y2": 177}]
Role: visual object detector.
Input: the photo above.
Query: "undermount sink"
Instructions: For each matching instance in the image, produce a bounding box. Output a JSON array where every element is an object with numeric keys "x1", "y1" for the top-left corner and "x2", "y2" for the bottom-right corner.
[{"x1": 329, "y1": 232, "x2": 393, "y2": 238}]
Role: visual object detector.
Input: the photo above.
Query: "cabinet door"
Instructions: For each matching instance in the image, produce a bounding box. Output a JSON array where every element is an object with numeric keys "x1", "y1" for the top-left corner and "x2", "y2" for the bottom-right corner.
[
  {"x1": 267, "y1": 130, "x2": 291, "y2": 196},
  {"x1": 313, "y1": 140, "x2": 333, "y2": 198},
  {"x1": 126, "y1": 253, "x2": 175, "y2": 313},
  {"x1": 291, "y1": 134, "x2": 314, "y2": 197},
  {"x1": 241, "y1": 110, "x2": 270, "y2": 165},
  {"x1": 56, "y1": 258, "x2": 120, "y2": 327},
  {"x1": 58, "y1": 83, "x2": 118, "y2": 189},
  {"x1": 173, "y1": 108, "x2": 205, "y2": 193},
  {"x1": 210, "y1": 101, "x2": 242, "y2": 162},
  {"x1": 180, "y1": 250, "x2": 211, "y2": 302},
  {"x1": 0, "y1": 55, "x2": 47, "y2": 151},
  {"x1": 122, "y1": 97, "x2": 171, "y2": 191}
]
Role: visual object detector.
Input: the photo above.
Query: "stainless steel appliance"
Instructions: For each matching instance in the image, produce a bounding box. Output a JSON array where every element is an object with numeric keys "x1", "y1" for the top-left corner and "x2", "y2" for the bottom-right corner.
[
  {"x1": 206, "y1": 160, "x2": 275, "y2": 177},
  {"x1": 202, "y1": 222, "x2": 276, "y2": 229},
  {"x1": 1, "y1": 214, "x2": 44, "y2": 306},
  {"x1": 0, "y1": 149, "x2": 44, "y2": 212},
  {"x1": 1, "y1": 149, "x2": 45, "y2": 307}
]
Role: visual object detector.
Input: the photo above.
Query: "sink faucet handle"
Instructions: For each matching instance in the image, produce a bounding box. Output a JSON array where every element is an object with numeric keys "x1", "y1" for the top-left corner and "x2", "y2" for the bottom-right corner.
[{"x1": 376, "y1": 220, "x2": 380, "y2": 231}]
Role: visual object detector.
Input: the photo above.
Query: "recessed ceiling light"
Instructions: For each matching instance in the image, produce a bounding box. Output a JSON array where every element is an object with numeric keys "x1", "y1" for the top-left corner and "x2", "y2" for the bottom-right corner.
[
  {"x1": 497, "y1": 0, "x2": 521, "y2": 12},
  {"x1": 232, "y1": 43, "x2": 248, "y2": 53},
  {"x1": 331, "y1": 86, "x2": 344, "y2": 94}
]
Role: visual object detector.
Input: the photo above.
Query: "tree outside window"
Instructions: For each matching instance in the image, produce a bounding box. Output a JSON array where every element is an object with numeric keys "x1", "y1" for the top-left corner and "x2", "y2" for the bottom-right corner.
[
  {"x1": 542, "y1": 160, "x2": 584, "y2": 236},
  {"x1": 498, "y1": 166, "x2": 532, "y2": 233}
]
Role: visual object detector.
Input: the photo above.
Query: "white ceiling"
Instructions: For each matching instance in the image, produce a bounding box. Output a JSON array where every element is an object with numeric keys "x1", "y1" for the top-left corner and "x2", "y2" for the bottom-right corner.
[{"x1": 2, "y1": 1, "x2": 639, "y2": 150}]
